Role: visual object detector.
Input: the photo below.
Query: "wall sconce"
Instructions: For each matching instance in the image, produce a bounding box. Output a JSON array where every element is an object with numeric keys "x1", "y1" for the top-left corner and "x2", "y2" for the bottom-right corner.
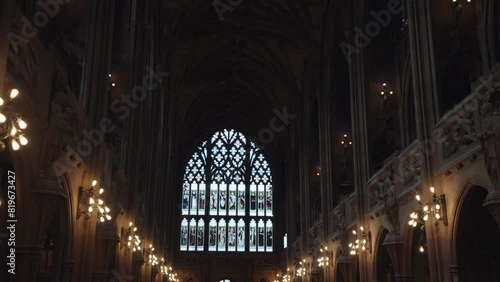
[
  {"x1": 341, "y1": 134, "x2": 352, "y2": 148},
  {"x1": 144, "y1": 244, "x2": 158, "y2": 266},
  {"x1": 121, "y1": 222, "x2": 141, "y2": 251},
  {"x1": 108, "y1": 74, "x2": 116, "y2": 88},
  {"x1": 349, "y1": 226, "x2": 372, "y2": 255},
  {"x1": 168, "y1": 272, "x2": 179, "y2": 282},
  {"x1": 77, "y1": 180, "x2": 112, "y2": 222},
  {"x1": 274, "y1": 273, "x2": 281, "y2": 282},
  {"x1": 160, "y1": 258, "x2": 172, "y2": 276},
  {"x1": 296, "y1": 259, "x2": 307, "y2": 277},
  {"x1": 282, "y1": 268, "x2": 291, "y2": 282},
  {"x1": 0, "y1": 89, "x2": 29, "y2": 152},
  {"x1": 380, "y1": 83, "x2": 394, "y2": 110},
  {"x1": 318, "y1": 246, "x2": 332, "y2": 268},
  {"x1": 408, "y1": 186, "x2": 448, "y2": 227}
]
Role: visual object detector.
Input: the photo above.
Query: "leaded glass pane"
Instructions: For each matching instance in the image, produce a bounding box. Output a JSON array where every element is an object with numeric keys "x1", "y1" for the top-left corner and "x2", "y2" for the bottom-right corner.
[
  {"x1": 198, "y1": 184, "x2": 206, "y2": 216},
  {"x1": 228, "y1": 219, "x2": 236, "y2": 252},
  {"x1": 237, "y1": 184, "x2": 245, "y2": 216},
  {"x1": 189, "y1": 219, "x2": 197, "y2": 251},
  {"x1": 180, "y1": 219, "x2": 188, "y2": 251},
  {"x1": 237, "y1": 219, "x2": 245, "y2": 252},
  {"x1": 249, "y1": 219, "x2": 257, "y2": 252},
  {"x1": 197, "y1": 219, "x2": 205, "y2": 251},
  {"x1": 257, "y1": 219, "x2": 265, "y2": 252},
  {"x1": 266, "y1": 219, "x2": 273, "y2": 252},
  {"x1": 218, "y1": 219, "x2": 227, "y2": 251},
  {"x1": 209, "y1": 219, "x2": 217, "y2": 251}
]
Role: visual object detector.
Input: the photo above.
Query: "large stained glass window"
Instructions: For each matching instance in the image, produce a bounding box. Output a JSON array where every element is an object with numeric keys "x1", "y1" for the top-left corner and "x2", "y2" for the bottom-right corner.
[{"x1": 180, "y1": 129, "x2": 273, "y2": 252}]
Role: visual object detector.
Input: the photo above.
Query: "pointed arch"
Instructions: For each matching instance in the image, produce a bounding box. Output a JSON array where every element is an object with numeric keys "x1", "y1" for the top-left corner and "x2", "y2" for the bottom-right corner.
[{"x1": 180, "y1": 129, "x2": 274, "y2": 252}]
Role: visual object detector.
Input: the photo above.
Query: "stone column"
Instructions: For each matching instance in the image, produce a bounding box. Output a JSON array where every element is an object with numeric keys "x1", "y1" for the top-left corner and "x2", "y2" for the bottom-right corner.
[
  {"x1": 13, "y1": 245, "x2": 43, "y2": 282},
  {"x1": 407, "y1": 0, "x2": 443, "y2": 280}
]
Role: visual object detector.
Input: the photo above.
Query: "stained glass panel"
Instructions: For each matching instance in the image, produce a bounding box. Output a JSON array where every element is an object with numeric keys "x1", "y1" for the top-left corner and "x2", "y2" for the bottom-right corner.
[
  {"x1": 237, "y1": 219, "x2": 245, "y2": 252},
  {"x1": 180, "y1": 219, "x2": 188, "y2": 251},
  {"x1": 189, "y1": 218, "x2": 197, "y2": 251},
  {"x1": 218, "y1": 219, "x2": 227, "y2": 251}
]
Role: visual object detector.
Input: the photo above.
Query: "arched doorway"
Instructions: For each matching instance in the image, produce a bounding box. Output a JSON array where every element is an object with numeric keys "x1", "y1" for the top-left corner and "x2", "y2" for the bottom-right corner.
[{"x1": 456, "y1": 187, "x2": 500, "y2": 281}]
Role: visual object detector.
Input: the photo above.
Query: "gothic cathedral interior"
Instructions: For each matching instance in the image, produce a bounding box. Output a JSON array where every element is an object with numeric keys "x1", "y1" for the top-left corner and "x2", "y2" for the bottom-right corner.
[{"x1": 0, "y1": 0, "x2": 499, "y2": 281}]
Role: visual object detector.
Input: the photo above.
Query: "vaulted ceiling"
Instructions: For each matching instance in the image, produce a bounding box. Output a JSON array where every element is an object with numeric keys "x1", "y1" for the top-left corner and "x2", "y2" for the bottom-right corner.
[{"x1": 159, "y1": 0, "x2": 326, "y2": 148}]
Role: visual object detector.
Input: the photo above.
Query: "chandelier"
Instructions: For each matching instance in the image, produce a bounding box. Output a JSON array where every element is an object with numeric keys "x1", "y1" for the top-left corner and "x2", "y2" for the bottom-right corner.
[{"x1": 0, "y1": 89, "x2": 28, "y2": 152}]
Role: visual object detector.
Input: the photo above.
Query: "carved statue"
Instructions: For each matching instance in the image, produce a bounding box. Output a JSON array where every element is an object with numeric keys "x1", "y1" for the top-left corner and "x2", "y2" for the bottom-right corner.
[
  {"x1": 7, "y1": 38, "x2": 39, "y2": 89},
  {"x1": 332, "y1": 205, "x2": 346, "y2": 233},
  {"x1": 377, "y1": 168, "x2": 400, "y2": 233},
  {"x1": 40, "y1": 91, "x2": 72, "y2": 176},
  {"x1": 479, "y1": 98, "x2": 500, "y2": 188}
]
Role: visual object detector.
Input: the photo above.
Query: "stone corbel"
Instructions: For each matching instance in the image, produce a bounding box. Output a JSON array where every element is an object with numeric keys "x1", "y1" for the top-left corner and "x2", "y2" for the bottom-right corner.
[
  {"x1": 151, "y1": 265, "x2": 159, "y2": 282},
  {"x1": 483, "y1": 190, "x2": 500, "y2": 228},
  {"x1": 382, "y1": 233, "x2": 411, "y2": 282},
  {"x1": 133, "y1": 250, "x2": 146, "y2": 280}
]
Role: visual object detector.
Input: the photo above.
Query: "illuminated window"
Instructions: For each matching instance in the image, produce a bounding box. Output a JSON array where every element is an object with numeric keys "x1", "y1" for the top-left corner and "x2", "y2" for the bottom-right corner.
[{"x1": 180, "y1": 129, "x2": 273, "y2": 252}]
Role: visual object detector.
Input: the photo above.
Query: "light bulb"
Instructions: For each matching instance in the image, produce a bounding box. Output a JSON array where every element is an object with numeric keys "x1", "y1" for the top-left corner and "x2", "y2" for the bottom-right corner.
[
  {"x1": 17, "y1": 119, "x2": 27, "y2": 129},
  {"x1": 89, "y1": 197, "x2": 95, "y2": 204},
  {"x1": 128, "y1": 241, "x2": 131, "y2": 246},
  {"x1": 105, "y1": 206, "x2": 110, "y2": 213},
  {"x1": 10, "y1": 127, "x2": 17, "y2": 136},
  {"x1": 430, "y1": 187, "x2": 435, "y2": 194},
  {"x1": 100, "y1": 216, "x2": 105, "y2": 222},
  {"x1": 134, "y1": 227, "x2": 137, "y2": 231},
  {"x1": 416, "y1": 195, "x2": 421, "y2": 201},
  {"x1": 88, "y1": 206, "x2": 93, "y2": 213},
  {"x1": 0, "y1": 113, "x2": 6, "y2": 123},
  {"x1": 98, "y1": 199, "x2": 103, "y2": 205},
  {"x1": 408, "y1": 220, "x2": 413, "y2": 225},
  {"x1": 99, "y1": 207, "x2": 104, "y2": 213},
  {"x1": 19, "y1": 136, "x2": 28, "y2": 146},
  {"x1": 423, "y1": 214, "x2": 429, "y2": 221},
  {"x1": 419, "y1": 246, "x2": 424, "y2": 253},
  {"x1": 423, "y1": 205, "x2": 429, "y2": 212},
  {"x1": 0, "y1": 98, "x2": 4, "y2": 106},
  {"x1": 92, "y1": 180, "x2": 97, "y2": 187},
  {"x1": 412, "y1": 222, "x2": 417, "y2": 227},
  {"x1": 435, "y1": 204, "x2": 441, "y2": 210},
  {"x1": 11, "y1": 140, "x2": 20, "y2": 151},
  {"x1": 10, "y1": 89, "x2": 19, "y2": 99},
  {"x1": 360, "y1": 226, "x2": 364, "y2": 231},
  {"x1": 129, "y1": 222, "x2": 133, "y2": 227},
  {"x1": 106, "y1": 214, "x2": 112, "y2": 220},
  {"x1": 99, "y1": 188, "x2": 104, "y2": 194},
  {"x1": 435, "y1": 213, "x2": 441, "y2": 219},
  {"x1": 352, "y1": 230, "x2": 356, "y2": 235}
]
